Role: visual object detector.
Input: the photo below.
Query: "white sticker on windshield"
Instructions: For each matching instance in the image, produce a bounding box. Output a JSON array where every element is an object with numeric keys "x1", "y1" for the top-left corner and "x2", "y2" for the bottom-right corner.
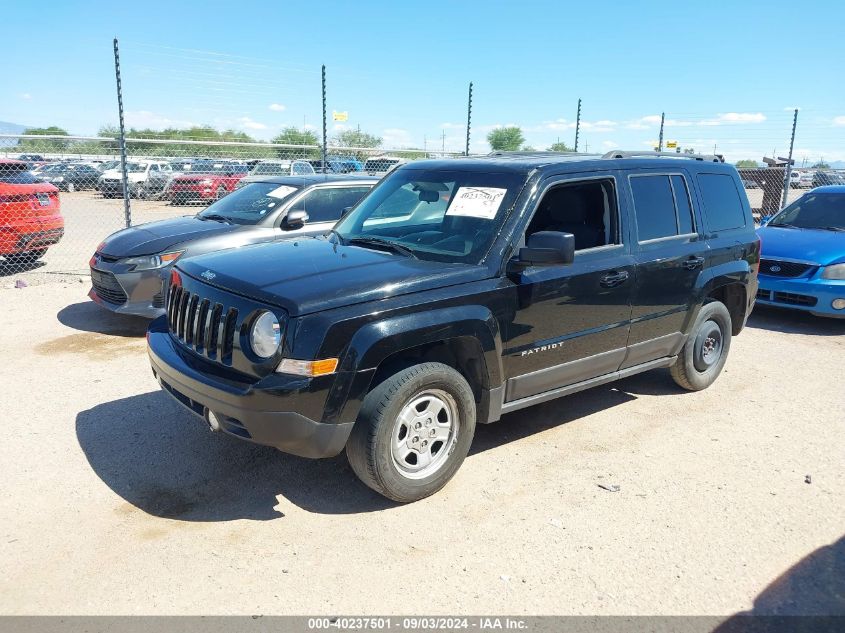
[
  {"x1": 268, "y1": 185, "x2": 297, "y2": 199},
  {"x1": 445, "y1": 187, "x2": 507, "y2": 219}
]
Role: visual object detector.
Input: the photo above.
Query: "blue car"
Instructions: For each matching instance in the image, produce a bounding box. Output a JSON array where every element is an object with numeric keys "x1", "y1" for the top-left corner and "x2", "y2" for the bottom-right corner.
[{"x1": 756, "y1": 185, "x2": 845, "y2": 318}]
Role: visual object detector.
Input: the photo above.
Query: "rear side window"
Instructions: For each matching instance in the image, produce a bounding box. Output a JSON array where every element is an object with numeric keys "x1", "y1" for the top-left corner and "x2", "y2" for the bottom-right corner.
[
  {"x1": 630, "y1": 174, "x2": 696, "y2": 241},
  {"x1": 697, "y1": 173, "x2": 747, "y2": 231}
]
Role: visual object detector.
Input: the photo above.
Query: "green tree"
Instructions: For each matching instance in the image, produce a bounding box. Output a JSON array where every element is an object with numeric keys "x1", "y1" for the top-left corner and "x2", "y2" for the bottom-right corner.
[
  {"x1": 333, "y1": 129, "x2": 382, "y2": 149},
  {"x1": 487, "y1": 127, "x2": 524, "y2": 151},
  {"x1": 20, "y1": 126, "x2": 70, "y2": 151},
  {"x1": 811, "y1": 160, "x2": 830, "y2": 169},
  {"x1": 271, "y1": 127, "x2": 320, "y2": 159},
  {"x1": 548, "y1": 141, "x2": 574, "y2": 152},
  {"x1": 735, "y1": 159, "x2": 759, "y2": 168}
]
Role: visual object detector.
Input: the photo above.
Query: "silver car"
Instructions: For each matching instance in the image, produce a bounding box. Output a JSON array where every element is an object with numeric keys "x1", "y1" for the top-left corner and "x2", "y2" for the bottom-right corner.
[{"x1": 89, "y1": 174, "x2": 377, "y2": 317}]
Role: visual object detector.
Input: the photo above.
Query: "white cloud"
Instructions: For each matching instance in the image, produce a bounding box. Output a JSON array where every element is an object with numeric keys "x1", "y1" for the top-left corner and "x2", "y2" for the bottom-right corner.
[
  {"x1": 237, "y1": 117, "x2": 267, "y2": 130},
  {"x1": 833, "y1": 116, "x2": 845, "y2": 126},
  {"x1": 382, "y1": 128, "x2": 414, "y2": 148},
  {"x1": 268, "y1": 103, "x2": 286, "y2": 112},
  {"x1": 601, "y1": 140, "x2": 618, "y2": 149},
  {"x1": 125, "y1": 110, "x2": 196, "y2": 129},
  {"x1": 699, "y1": 112, "x2": 766, "y2": 126},
  {"x1": 440, "y1": 122, "x2": 465, "y2": 130},
  {"x1": 18, "y1": 93, "x2": 32, "y2": 100}
]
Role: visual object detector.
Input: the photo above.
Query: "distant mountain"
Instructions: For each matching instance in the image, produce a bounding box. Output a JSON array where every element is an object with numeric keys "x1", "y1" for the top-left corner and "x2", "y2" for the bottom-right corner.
[
  {"x1": 828, "y1": 161, "x2": 845, "y2": 170},
  {"x1": 0, "y1": 121, "x2": 27, "y2": 148}
]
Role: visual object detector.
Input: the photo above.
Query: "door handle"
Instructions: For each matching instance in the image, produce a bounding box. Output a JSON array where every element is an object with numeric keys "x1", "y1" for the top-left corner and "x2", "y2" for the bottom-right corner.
[
  {"x1": 599, "y1": 270, "x2": 630, "y2": 288},
  {"x1": 682, "y1": 256, "x2": 705, "y2": 270}
]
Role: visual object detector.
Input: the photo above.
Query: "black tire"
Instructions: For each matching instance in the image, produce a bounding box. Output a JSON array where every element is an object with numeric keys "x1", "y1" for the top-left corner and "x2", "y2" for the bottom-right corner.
[
  {"x1": 670, "y1": 301, "x2": 732, "y2": 391},
  {"x1": 346, "y1": 362, "x2": 477, "y2": 503}
]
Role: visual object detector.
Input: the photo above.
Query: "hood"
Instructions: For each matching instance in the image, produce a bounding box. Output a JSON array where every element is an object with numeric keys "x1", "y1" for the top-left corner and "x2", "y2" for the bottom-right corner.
[
  {"x1": 99, "y1": 216, "x2": 236, "y2": 257},
  {"x1": 177, "y1": 237, "x2": 487, "y2": 316},
  {"x1": 757, "y1": 225, "x2": 845, "y2": 266}
]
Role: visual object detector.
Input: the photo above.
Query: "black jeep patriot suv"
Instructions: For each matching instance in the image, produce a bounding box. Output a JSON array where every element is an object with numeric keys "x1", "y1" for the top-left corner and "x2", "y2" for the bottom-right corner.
[{"x1": 148, "y1": 151, "x2": 759, "y2": 502}]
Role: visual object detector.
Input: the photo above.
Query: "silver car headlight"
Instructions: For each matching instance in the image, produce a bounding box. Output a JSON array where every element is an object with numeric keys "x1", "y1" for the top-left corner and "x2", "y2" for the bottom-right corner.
[
  {"x1": 250, "y1": 310, "x2": 282, "y2": 358},
  {"x1": 122, "y1": 250, "x2": 184, "y2": 271},
  {"x1": 821, "y1": 263, "x2": 845, "y2": 280}
]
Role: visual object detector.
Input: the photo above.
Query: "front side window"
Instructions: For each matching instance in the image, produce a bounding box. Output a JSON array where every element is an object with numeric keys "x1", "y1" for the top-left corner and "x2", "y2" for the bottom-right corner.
[
  {"x1": 630, "y1": 174, "x2": 696, "y2": 241},
  {"x1": 526, "y1": 178, "x2": 619, "y2": 251},
  {"x1": 697, "y1": 173, "x2": 747, "y2": 231},
  {"x1": 333, "y1": 168, "x2": 527, "y2": 264},
  {"x1": 197, "y1": 182, "x2": 302, "y2": 225},
  {"x1": 290, "y1": 186, "x2": 373, "y2": 223}
]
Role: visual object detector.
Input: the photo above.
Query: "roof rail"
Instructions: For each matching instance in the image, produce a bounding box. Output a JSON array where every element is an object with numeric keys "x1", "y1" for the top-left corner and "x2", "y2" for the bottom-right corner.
[
  {"x1": 487, "y1": 150, "x2": 585, "y2": 157},
  {"x1": 602, "y1": 150, "x2": 724, "y2": 163}
]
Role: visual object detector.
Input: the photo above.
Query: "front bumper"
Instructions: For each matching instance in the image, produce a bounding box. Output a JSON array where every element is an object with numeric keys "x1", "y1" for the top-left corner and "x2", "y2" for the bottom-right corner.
[
  {"x1": 756, "y1": 273, "x2": 845, "y2": 318},
  {"x1": 89, "y1": 259, "x2": 167, "y2": 318},
  {"x1": 147, "y1": 319, "x2": 354, "y2": 458}
]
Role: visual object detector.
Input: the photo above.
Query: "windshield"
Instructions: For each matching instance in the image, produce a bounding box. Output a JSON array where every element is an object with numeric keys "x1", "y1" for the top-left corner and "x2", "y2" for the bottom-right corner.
[
  {"x1": 769, "y1": 193, "x2": 844, "y2": 230},
  {"x1": 252, "y1": 162, "x2": 287, "y2": 176},
  {"x1": 124, "y1": 163, "x2": 147, "y2": 173},
  {"x1": 99, "y1": 161, "x2": 119, "y2": 171},
  {"x1": 332, "y1": 167, "x2": 527, "y2": 264},
  {"x1": 197, "y1": 181, "x2": 302, "y2": 225}
]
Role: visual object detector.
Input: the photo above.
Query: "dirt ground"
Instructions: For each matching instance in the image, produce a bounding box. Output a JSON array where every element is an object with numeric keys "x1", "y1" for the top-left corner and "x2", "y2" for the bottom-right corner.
[{"x1": 0, "y1": 282, "x2": 843, "y2": 616}]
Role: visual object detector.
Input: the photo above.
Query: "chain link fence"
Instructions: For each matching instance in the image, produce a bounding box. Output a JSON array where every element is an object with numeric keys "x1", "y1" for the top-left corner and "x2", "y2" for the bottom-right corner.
[{"x1": 0, "y1": 134, "x2": 461, "y2": 278}]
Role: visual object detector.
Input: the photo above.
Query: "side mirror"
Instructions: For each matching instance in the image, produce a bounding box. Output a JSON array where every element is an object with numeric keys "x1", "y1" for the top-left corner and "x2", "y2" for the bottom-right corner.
[
  {"x1": 514, "y1": 231, "x2": 575, "y2": 268},
  {"x1": 283, "y1": 209, "x2": 309, "y2": 230},
  {"x1": 758, "y1": 215, "x2": 771, "y2": 226},
  {"x1": 340, "y1": 206, "x2": 353, "y2": 217}
]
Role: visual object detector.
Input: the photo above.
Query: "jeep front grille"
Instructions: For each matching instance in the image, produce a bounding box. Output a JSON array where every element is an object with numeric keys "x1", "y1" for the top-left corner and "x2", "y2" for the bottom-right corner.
[{"x1": 167, "y1": 285, "x2": 238, "y2": 364}]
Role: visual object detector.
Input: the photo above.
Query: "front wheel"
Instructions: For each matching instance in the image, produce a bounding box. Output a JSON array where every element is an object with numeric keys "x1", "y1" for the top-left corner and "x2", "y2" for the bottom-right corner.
[
  {"x1": 346, "y1": 362, "x2": 476, "y2": 503},
  {"x1": 670, "y1": 301, "x2": 732, "y2": 391}
]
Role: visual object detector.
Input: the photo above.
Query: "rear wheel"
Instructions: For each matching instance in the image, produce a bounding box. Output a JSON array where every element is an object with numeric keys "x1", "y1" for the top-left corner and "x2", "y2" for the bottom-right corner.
[
  {"x1": 670, "y1": 301, "x2": 732, "y2": 391},
  {"x1": 346, "y1": 362, "x2": 476, "y2": 503}
]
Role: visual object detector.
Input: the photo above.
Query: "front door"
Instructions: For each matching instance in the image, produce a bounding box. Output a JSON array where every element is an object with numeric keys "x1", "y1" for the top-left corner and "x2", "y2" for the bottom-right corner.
[{"x1": 503, "y1": 175, "x2": 635, "y2": 403}]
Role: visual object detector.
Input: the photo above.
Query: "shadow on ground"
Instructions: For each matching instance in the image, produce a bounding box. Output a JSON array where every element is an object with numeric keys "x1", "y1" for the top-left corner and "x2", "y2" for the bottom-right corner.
[
  {"x1": 747, "y1": 305, "x2": 845, "y2": 337},
  {"x1": 714, "y1": 535, "x2": 845, "y2": 630},
  {"x1": 58, "y1": 300, "x2": 150, "y2": 337},
  {"x1": 77, "y1": 368, "x2": 687, "y2": 519}
]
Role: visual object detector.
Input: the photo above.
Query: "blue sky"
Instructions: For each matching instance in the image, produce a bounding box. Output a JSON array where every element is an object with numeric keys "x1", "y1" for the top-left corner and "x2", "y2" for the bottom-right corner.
[{"x1": 2, "y1": 0, "x2": 844, "y2": 163}]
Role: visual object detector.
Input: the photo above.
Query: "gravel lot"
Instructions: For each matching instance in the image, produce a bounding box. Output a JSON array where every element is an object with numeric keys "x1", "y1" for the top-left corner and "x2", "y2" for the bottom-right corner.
[{"x1": 0, "y1": 281, "x2": 842, "y2": 616}]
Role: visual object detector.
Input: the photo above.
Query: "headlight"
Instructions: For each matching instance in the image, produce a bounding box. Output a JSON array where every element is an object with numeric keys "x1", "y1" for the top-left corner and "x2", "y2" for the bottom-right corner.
[
  {"x1": 122, "y1": 250, "x2": 184, "y2": 271},
  {"x1": 821, "y1": 263, "x2": 845, "y2": 280},
  {"x1": 250, "y1": 311, "x2": 282, "y2": 358}
]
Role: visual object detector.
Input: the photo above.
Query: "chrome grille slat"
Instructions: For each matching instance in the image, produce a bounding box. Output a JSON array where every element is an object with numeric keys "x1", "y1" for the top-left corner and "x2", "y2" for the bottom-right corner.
[{"x1": 165, "y1": 286, "x2": 239, "y2": 367}]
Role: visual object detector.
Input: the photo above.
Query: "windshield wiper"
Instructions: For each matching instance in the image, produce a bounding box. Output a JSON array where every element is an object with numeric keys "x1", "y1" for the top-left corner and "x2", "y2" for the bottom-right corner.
[
  {"x1": 346, "y1": 236, "x2": 418, "y2": 259},
  {"x1": 820, "y1": 226, "x2": 845, "y2": 232},
  {"x1": 769, "y1": 222, "x2": 800, "y2": 228},
  {"x1": 198, "y1": 213, "x2": 232, "y2": 224}
]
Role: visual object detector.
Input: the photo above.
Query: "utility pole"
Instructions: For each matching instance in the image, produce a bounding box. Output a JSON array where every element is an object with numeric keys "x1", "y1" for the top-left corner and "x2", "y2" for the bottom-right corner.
[
  {"x1": 112, "y1": 38, "x2": 131, "y2": 228},
  {"x1": 658, "y1": 112, "x2": 665, "y2": 152},
  {"x1": 321, "y1": 64, "x2": 327, "y2": 174},
  {"x1": 574, "y1": 98, "x2": 582, "y2": 152},
  {"x1": 442, "y1": 129, "x2": 446, "y2": 154},
  {"x1": 781, "y1": 108, "x2": 799, "y2": 208},
  {"x1": 465, "y1": 82, "x2": 473, "y2": 156}
]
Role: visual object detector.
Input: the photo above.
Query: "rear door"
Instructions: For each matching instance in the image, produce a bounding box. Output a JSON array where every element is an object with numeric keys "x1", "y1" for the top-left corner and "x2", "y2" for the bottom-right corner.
[{"x1": 623, "y1": 171, "x2": 709, "y2": 367}]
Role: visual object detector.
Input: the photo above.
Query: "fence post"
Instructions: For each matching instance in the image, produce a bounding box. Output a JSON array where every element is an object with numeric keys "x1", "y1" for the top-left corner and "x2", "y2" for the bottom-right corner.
[
  {"x1": 781, "y1": 108, "x2": 799, "y2": 209},
  {"x1": 113, "y1": 38, "x2": 131, "y2": 228},
  {"x1": 465, "y1": 82, "x2": 473, "y2": 156},
  {"x1": 574, "y1": 98, "x2": 582, "y2": 152},
  {"x1": 321, "y1": 65, "x2": 327, "y2": 173},
  {"x1": 658, "y1": 112, "x2": 665, "y2": 152}
]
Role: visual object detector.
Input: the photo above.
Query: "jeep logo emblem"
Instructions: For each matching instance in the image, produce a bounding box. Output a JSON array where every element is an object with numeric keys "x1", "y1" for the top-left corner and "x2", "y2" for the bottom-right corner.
[
  {"x1": 201, "y1": 270, "x2": 217, "y2": 281},
  {"x1": 769, "y1": 265, "x2": 781, "y2": 273}
]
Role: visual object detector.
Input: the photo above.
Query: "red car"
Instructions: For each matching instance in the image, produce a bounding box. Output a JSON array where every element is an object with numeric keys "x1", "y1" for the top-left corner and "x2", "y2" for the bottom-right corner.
[
  {"x1": 166, "y1": 161, "x2": 249, "y2": 204},
  {"x1": 0, "y1": 159, "x2": 64, "y2": 263}
]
